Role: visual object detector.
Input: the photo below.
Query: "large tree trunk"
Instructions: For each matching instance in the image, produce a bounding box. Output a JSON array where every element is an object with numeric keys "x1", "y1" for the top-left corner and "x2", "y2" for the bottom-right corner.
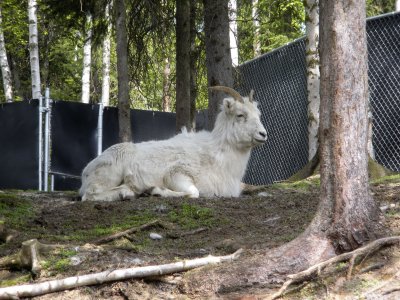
[
  {"x1": 317, "y1": 0, "x2": 380, "y2": 251},
  {"x1": 0, "y1": 6, "x2": 13, "y2": 102},
  {"x1": 181, "y1": 0, "x2": 382, "y2": 296},
  {"x1": 81, "y1": 12, "x2": 92, "y2": 104},
  {"x1": 175, "y1": 0, "x2": 192, "y2": 132},
  {"x1": 203, "y1": 0, "x2": 234, "y2": 130},
  {"x1": 28, "y1": 0, "x2": 41, "y2": 99},
  {"x1": 101, "y1": 2, "x2": 112, "y2": 107},
  {"x1": 305, "y1": 0, "x2": 320, "y2": 161},
  {"x1": 115, "y1": 0, "x2": 131, "y2": 142}
]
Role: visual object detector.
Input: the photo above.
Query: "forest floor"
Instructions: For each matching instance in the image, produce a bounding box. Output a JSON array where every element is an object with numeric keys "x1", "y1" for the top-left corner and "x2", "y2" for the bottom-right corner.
[{"x1": 1, "y1": 175, "x2": 400, "y2": 299}]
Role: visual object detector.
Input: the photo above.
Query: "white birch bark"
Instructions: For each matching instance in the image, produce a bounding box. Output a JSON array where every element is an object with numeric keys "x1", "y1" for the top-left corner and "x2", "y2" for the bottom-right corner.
[
  {"x1": 305, "y1": 0, "x2": 320, "y2": 161},
  {"x1": 28, "y1": 0, "x2": 41, "y2": 99},
  {"x1": 397, "y1": 0, "x2": 400, "y2": 11},
  {"x1": 229, "y1": 0, "x2": 239, "y2": 66},
  {"x1": 252, "y1": 0, "x2": 261, "y2": 57},
  {"x1": 101, "y1": 3, "x2": 112, "y2": 106},
  {"x1": 0, "y1": 7, "x2": 13, "y2": 102},
  {"x1": 81, "y1": 12, "x2": 92, "y2": 104}
]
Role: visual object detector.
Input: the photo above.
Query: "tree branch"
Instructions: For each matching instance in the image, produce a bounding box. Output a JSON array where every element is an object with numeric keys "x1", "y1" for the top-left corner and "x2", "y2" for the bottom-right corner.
[
  {"x1": 268, "y1": 236, "x2": 400, "y2": 300},
  {"x1": 0, "y1": 249, "x2": 243, "y2": 299}
]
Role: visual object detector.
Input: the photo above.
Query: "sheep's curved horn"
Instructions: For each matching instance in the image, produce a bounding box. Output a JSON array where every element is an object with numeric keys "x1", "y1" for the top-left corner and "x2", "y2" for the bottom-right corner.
[
  {"x1": 249, "y1": 90, "x2": 255, "y2": 103},
  {"x1": 209, "y1": 86, "x2": 243, "y2": 103}
]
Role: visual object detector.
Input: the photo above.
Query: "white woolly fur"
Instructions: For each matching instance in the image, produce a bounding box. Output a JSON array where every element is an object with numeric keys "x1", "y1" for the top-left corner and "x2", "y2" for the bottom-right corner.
[{"x1": 80, "y1": 91, "x2": 267, "y2": 201}]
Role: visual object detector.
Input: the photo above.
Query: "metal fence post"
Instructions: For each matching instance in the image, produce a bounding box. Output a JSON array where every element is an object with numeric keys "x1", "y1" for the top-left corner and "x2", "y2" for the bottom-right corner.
[
  {"x1": 44, "y1": 88, "x2": 51, "y2": 191},
  {"x1": 97, "y1": 102, "x2": 104, "y2": 156},
  {"x1": 38, "y1": 96, "x2": 43, "y2": 191}
]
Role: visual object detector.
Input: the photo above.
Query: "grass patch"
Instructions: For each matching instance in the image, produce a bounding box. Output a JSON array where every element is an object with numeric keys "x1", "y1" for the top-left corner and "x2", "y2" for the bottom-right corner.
[
  {"x1": 63, "y1": 211, "x2": 158, "y2": 242},
  {"x1": 0, "y1": 193, "x2": 34, "y2": 228},
  {"x1": 0, "y1": 274, "x2": 31, "y2": 287},
  {"x1": 168, "y1": 202, "x2": 215, "y2": 229},
  {"x1": 42, "y1": 248, "x2": 78, "y2": 273},
  {"x1": 371, "y1": 174, "x2": 400, "y2": 185}
]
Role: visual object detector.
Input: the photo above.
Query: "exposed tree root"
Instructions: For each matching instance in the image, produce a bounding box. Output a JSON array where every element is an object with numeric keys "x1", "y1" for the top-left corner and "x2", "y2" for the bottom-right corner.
[
  {"x1": 0, "y1": 239, "x2": 64, "y2": 276},
  {"x1": 268, "y1": 236, "x2": 400, "y2": 300},
  {"x1": 93, "y1": 219, "x2": 168, "y2": 245},
  {"x1": 0, "y1": 249, "x2": 243, "y2": 299}
]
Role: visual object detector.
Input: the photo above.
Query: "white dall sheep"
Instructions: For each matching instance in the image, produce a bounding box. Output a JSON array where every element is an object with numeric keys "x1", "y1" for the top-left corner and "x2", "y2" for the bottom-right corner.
[{"x1": 79, "y1": 86, "x2": 267, "y2": 201}]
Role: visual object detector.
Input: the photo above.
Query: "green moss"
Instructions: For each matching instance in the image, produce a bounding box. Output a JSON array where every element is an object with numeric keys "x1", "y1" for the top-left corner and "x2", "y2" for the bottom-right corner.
[
  {"x1": 0, "y1": 193, "x2": 34, "y2": 228},
  {"x1": 168, "y1": 202, "x2": 215, "y2": 229},
  {"x1": 42, "y1": 248, "x2": 78, "y2": 273},
  {"x1": 0, "y1": 274, "x2": 31, "y2": 287}
]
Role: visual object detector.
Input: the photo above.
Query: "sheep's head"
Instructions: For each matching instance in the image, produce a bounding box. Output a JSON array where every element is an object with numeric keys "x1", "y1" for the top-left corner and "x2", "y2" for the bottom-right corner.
[{"x1": 210, "y1": 86, "x2": 267, "y2": 149}]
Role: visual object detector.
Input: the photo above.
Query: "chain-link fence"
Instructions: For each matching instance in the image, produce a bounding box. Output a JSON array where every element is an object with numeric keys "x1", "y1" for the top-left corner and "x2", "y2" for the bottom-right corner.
[{"x1": 235, "y1": 12, "x2": 400, "y2": 185}]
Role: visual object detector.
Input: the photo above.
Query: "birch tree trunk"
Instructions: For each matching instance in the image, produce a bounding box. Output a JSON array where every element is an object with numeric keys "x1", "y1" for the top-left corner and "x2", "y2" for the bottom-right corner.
[
  {"x1": 396, "y1": 0, "x2": 400, "y2": 11},
  {"x1": 189, "y1": 0, "x2": 198, "y2": 130},
  {"x1": 176, "y1": 0, "x2": 191, "y2": 131},
  {"x1": 229, "y1": 0, "x2": 239, "y2": 66},
  {"x1": 101, "y1": 2, "x2": 112, "y2": 107},
  {"x1": 252, "y1": 0, "x2": 261, "y2": 57},
  {"x1": 305, "y1": 0, "x2": 320, "y2": 161},
  {"x1": 115, "y1": 0, "x2": 131, "y2": 142},
  {"x1": 0, "y1": 6, "x2": 13, "y2": 102},
  {"x1": 204, "y1": 0, "x2": 234, "y2": 130},
  {"x1": 28, "y1": 0, "x2": 41, "y2": 99},
  {"x1": 162, "y1": 57, "x2": 171, "y2": 112},
  {"x1": 81, "y1": 12, "x2": 92, "y2": 104}
]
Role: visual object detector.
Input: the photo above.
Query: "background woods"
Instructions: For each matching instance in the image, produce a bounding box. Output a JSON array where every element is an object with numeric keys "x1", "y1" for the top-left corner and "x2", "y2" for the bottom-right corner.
[{"x1": 0, "y1": 0, "x2": 394, "y2": 109}]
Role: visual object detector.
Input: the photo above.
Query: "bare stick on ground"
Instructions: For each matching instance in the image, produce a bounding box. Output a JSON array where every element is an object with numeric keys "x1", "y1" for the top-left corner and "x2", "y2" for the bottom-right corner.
[
  {"x1": 0, "y1": 249, "x2": 243, "y2": 299},
  {"x1": 268, "y1": 236, "x2": 400, "y2": 300},
  {"x1": 93, "y1": 219, "x2": 166, "y2": 245}
]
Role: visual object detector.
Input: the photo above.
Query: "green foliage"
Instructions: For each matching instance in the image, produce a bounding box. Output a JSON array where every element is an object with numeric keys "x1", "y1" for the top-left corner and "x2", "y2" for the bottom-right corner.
[
  {"x1": 0, "y1": 273, "x2": 31, "y2": 287},
  {"x1": 0, "y1": 0, "x2": 396, "y2": 105},
  {"x1": 42, "y1": 248, "x2": 77, "y2": 273},
  {"x1": 168, "y1": 202, "x2": 215, "y2": 229}
]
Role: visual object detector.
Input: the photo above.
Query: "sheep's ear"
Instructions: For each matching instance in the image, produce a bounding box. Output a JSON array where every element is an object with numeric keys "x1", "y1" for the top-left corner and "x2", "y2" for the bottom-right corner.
[{"x1": 222, "y1": 98, "x2": 235, "y2": 114}]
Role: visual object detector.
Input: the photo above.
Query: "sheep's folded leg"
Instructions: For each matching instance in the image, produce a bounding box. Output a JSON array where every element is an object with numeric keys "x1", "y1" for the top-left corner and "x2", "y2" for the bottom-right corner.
[
  {"x1": 82, "y1": 184, "x2": 136, "y2": 201},
  {"x1": 163, "y1": 173, "x2": 200, "y2": 198}
]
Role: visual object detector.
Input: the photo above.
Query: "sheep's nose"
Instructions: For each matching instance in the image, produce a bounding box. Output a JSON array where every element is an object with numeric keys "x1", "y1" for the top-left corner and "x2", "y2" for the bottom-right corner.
[{"x1": 259, "y1": 131, "x2": 267, "y2": 138}]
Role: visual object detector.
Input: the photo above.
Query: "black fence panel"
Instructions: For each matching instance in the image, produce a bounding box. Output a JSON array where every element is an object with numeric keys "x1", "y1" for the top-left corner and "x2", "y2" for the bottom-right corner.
[
  {"x1": 367, "y1": 13, "x2": 400, "y2": 171},
  {"x1": 0, "y1": 100, "x2": 39, "y2": 189},
  {"x1": 235, "y1": 39, "x2": 309, "y2": 185},
  {"x1": 51, "y1": 101, "x2": 99, "y2": 177}
]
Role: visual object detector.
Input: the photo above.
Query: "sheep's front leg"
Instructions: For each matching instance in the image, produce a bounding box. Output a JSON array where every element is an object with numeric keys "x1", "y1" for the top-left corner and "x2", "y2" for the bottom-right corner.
[{"x1": 163, "y1": 173, "x2": 200, "y2": 198}]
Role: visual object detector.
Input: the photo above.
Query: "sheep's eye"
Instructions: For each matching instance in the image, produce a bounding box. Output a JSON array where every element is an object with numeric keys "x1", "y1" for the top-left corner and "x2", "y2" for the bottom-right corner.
[{"x1": 237, "y1": 114, "x2": 245, "y2": 118}]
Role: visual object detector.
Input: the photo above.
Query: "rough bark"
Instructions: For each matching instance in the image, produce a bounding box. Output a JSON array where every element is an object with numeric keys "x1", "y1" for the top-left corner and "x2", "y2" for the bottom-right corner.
[
  {"x1": 305, "y1": 0, "x2": 320, "y2": 161},
  {"x1": 0, "y1": 6, "x2": 13, "y2": 102},
  {"x1": 28, "y1": 0, "x2": 41, "y2": 99},
  {"x1": 317, "y1": 0, "x2": 380, "y2": 251},
  {"x1": 115, "y1": 0, "x2": 131, "y2": 142},
  {"x1": 81, "y1": 12, "x2": 92, "y2": 104},
  {"x1": 175, "y1": 0, "x2": 192, "y2": 131},
  {"x1": 101, "y1": 2, "x2": 112, "y2": 107},
  {"x1": 203, "y1": 0, "x2": 234, "y2": 130}
]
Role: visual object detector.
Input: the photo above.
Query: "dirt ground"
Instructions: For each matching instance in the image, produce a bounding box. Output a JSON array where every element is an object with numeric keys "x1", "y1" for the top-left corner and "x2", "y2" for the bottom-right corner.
[{"x1": 1, "y1": 175, "x2": 400, "y2": 299}]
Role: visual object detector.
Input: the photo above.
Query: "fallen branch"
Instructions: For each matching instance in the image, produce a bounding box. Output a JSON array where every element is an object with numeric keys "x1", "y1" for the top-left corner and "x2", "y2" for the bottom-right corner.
[
  {"x1": 93, "y1": 219, "x2": 163, "y2": 245},
  {"x1": 268, "y1": 236, "x2": 400, "y2": 300},
  {"x1": 167, "y1": 227, "x2": 208, "y2": 239},
  {"x1": 0, "y1": 249, "x2": 243, "y2": 299}
]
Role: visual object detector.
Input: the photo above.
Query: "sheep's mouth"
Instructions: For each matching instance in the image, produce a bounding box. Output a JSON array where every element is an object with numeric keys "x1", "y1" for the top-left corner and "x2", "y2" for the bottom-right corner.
[{"x1": 253, "y1": 138, "x2": 266, "y2": 145}]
